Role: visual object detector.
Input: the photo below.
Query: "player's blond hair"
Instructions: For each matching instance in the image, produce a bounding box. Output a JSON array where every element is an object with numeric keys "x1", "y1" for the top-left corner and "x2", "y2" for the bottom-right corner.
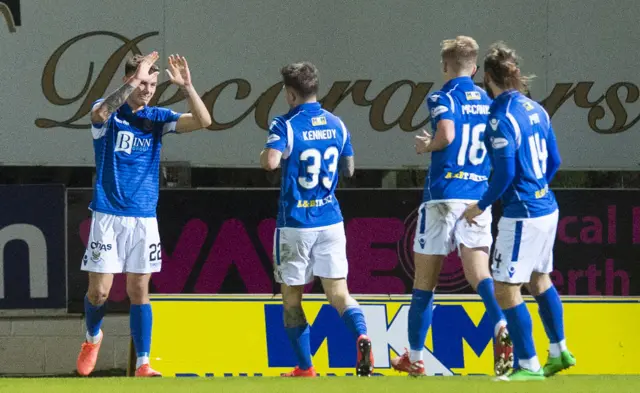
[{"x1": 440, "y1": 36, "x2": 479, "y2": 73}]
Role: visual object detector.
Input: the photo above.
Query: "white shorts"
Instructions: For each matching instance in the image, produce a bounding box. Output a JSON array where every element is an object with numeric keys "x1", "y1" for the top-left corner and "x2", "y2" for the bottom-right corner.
[
  {"x1": 413, "y1": 201, "x2": 493, "y2": 256},
  {"x1": 491, "y1": 210, "x2": 559, "y2": 284},
  {"x1": 81, "y1": 211, "x2": 162, "y2": 274},
  {"x1": 273, "y1": 222, "x2": 348, "y2": 286}
]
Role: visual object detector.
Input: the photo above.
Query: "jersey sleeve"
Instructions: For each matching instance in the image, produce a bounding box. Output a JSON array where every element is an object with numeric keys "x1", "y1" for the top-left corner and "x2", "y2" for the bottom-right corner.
[
  {"x1": 545, "y1": 125, "x2": 562, "y2": 183},
  {"x1": 265, "y1": 117, "x2": 288, "y2": 152},
  {"x1": 426, "y1": 92, "x2": 455, "y2": 127},
  {"x1": 90, "y1": 99, "x2": 105, "y2": 127},
  {"x1": 155, "y1": 108, "x2": 183, "y2": 135},
  {"x1": 338, "y1": 119, "x2": 354, "y2": 157},
  {"x1": 90, "y1": 99, "x2": 108, "y2": 139},
  {"x1": 486, "y1": 115, "x2": 517, "y2": 158}
]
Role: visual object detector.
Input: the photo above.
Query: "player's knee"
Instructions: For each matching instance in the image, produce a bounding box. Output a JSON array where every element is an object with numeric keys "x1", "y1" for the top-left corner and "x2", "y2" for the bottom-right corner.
[
  {"x1": 327, "y1": 293, "x2": 355, "y2": 314},
  {"x1": 126, "y1": 275, "x2": 150, "y2": 304},
  {"x1": 528, "y1": 273, "x2": 553, "y2": 296},
  {"x1": 86, "y1": 289, "x2": 109, "y2": 306},
  {"x1": 494, "y1": 282, "x2": 521, "y2": 309},
  {"x1": 412, "y1": 253, "x2": 442, "y2": 291}
]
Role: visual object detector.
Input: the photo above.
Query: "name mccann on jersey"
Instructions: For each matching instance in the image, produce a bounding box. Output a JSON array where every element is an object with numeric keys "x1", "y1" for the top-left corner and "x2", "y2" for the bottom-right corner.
[
  {"x1": 461, "y1": 104, "x2": 490, "y2": 115},
  {"x1": 302, "y1": 129, "x2": 337, "y2": 141},
  {"x1": 296, "y1": 195, "x2": 333, "y2": 208},
  {"x1": 444, "y1": 171, "x2": 488, "y2": 182}
]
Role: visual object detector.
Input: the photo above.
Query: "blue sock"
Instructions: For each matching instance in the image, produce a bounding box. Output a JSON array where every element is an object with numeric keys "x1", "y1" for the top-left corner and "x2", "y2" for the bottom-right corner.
[
  {"x1": 503, "y1": 303, "x2": 537, "y2": 362},
  {"x1": 130, "y1": 304, "x2": 153, "y2": 359},
  {"x1": 408, "y1": 289, "x2": 434, "y2": 351},
  {"x1": 476, "y1": 278, "x2": 506, "y2": 333},
  {"x1": 535, "y1": 286, "x2": 565, "y2": 344},
  {"x1": 285, "y1": 324, "x2": 313, "y2": 370},
  {"x1": 341, "y1": 306, "x2": 367, "y2": 337},
  {"x1": 84, "y1": 295, "x2": 105, "y2": 337}
]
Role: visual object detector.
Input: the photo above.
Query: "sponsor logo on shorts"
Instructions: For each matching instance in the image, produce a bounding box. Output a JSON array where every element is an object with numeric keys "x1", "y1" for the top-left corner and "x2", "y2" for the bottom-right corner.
[
  {"x1": 508, "y1": 265, "x2": 516, "y2": 278},
  {"x1": 90, "y1": 241, "x2": 112, "y2": 252}
]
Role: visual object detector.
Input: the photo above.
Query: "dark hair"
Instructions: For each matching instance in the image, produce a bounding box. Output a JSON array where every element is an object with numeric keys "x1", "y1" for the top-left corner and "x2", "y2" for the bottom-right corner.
[
  {"x1": 280, "y1": 62, "x2": 319, "y2": 98},
  {"x1": 124, "y1": 54, "x2": 159, "y2": 76},
  {"x1": 484, "y1": 42, "x2": 534, "y2": 93}
]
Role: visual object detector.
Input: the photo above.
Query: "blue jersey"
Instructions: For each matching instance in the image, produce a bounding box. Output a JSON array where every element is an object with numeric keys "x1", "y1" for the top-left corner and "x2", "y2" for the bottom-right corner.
[
  {"x1": 484, "y1": 90, "x2": 559, "y2": 218},
  {"x1": 265, "y1": 102, "x2": 353, "y2": 229},
  {"x1": 423, "y1": 76, "x2": 492, "y2": 203},
  {"x1": 89, "y1": 99, "x2": 182, "y2": 217}
]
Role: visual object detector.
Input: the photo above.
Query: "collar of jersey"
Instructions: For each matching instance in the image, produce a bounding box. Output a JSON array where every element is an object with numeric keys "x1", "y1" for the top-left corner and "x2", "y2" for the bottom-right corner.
[
  {"x1": 288, "y1": 102, "x2": 321, "y2": 115},
  {"x1": 494, "y1": 89, "x2": 520, "y2": 102},
  {"x1": 442, "y1": 75, "x2": 474, "y2": 91},
  {"x1": 119, "y1": 102, "x2": 148, "y2": 116}
]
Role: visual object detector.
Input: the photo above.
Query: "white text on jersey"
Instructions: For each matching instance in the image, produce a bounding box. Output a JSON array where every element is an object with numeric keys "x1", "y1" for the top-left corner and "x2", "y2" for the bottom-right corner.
[
  {"x1": 461, "y1": 105, "x2": 490, "y2": 115},
  {"x1": 303, "y1": 129, "x2": 337, "y2": 141}
]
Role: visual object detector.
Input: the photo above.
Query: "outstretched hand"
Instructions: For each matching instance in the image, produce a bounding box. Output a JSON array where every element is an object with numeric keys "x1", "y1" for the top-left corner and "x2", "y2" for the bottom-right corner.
[
  {"x1": 165, "y1": 54, "x2": 192, "y2": 88},
  {"x1": 132, "y1": 51, "x2": 160, "y2": 82}
]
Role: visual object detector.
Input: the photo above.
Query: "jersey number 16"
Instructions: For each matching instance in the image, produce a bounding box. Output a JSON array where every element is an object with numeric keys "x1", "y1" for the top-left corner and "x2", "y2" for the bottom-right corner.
[{"x1": 298, "y1": 147, "x2": 339, "y2": 189}]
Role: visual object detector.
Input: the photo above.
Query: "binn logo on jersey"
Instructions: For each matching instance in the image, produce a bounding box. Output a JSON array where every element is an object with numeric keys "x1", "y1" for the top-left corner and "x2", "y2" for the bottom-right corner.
[{"x1": 114, "y1": 131, "x2": 152, "y2": 154}]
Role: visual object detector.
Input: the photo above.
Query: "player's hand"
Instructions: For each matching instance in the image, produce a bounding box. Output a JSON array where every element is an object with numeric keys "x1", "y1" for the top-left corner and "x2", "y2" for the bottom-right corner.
[
  {"x1": 132, "y1": 51, "x2": 160, "y2": 83},
  {"x1": 462, "y1": 203, "x2": 483, "y2": 226},
  {"x1": 415, "y1": 129, "x2": 432, "y2": 154},
  {"x1": 166, "y1": 54, "x2": 192, "y2": 88}
]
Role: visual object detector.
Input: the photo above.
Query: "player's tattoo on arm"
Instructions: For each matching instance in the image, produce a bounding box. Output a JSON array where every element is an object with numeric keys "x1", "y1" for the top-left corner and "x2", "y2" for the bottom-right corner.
[
  {"x1": 339, "y1": 156, "x2": 355, "y2": 178},
  {"x1": 283, "y1": 305, "x2": 307, "y2": 328},
  {"x1": 94, "y1": 83, "x2": 137, "y2": 120}
]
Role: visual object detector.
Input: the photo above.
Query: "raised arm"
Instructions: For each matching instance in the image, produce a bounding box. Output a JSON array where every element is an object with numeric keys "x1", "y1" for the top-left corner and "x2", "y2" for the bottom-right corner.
[
  {"x1": 164, "y1": 55, "x2": 212, "y2": 133},
  {"x1": 91, "y1": 51, "x2": 160, "y2": 125}
]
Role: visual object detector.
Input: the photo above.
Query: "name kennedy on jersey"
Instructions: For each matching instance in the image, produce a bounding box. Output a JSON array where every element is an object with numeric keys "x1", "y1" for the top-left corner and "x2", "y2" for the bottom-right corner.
[{"x1": 302, "y1": 128, "x2": 337, "y2": 141}]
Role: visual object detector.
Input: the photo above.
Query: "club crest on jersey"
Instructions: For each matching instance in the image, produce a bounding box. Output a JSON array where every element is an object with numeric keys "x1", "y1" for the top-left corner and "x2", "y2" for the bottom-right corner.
[
  {"x1": 115, "y1": 131, "x2": 153, "y2": 154},
  {"x1": 311, "y1": 116, "x2": 327, "y2": 126},
  {"x1": 489, "y1": 118, "x2": 500, "y2": 131},
  {"x1": 465, "y1": 91, "x2": 481, "y2": 100}
]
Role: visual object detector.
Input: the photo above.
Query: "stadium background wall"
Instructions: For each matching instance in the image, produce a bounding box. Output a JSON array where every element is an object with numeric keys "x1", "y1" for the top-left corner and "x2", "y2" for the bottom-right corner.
[
  {"x1": 0, "y1": 185, "x2": 638, "y2": 375},
  {"x1": 1, "y1": 0, "x2": 639, "y2": 170},
  {"x1": 65, "y1": 188, "x2": 639, "y2": 313}
]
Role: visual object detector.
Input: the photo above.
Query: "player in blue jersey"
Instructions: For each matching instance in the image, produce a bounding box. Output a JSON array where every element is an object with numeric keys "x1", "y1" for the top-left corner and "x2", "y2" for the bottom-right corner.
[
  {"x1": 463, "y1": 42, "x2": 575, "y2": 381},
  {"x1": 391, "y1": 36, "x2": 512, "y2": 377},
  {"x1": 76, "y1": 52, "x2": 212, "y2": 377},
  {"x1": 260, "y1": 62, "x2": 374, "y2": 377}
]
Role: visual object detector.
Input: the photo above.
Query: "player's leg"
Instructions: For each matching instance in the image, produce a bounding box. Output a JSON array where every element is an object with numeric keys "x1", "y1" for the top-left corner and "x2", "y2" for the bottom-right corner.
[
  {"x1": 274, "y1": 228, "x2": 317, "y2": 377},
  {"x1": 454, "y1": 204, "x2": 511, "y2": 376},
  {"x1": 77, "y1": 212, "x2": 122, "y2": 376},
  {"x1": 527, "y1": 210, "x2": 576, "y2": 377},
  {"x1": 393, "y1": 203, "x2": 449, "y2": 375},
  {"x1": 492, "y1": 218, "x2": 544, "y2": 381},
  {"x1": 312, "y1": 223, "x2": 373, "y2": 376},
  {"x1": 126, "y1": 216, "x2": 163, "y2": 377}
]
